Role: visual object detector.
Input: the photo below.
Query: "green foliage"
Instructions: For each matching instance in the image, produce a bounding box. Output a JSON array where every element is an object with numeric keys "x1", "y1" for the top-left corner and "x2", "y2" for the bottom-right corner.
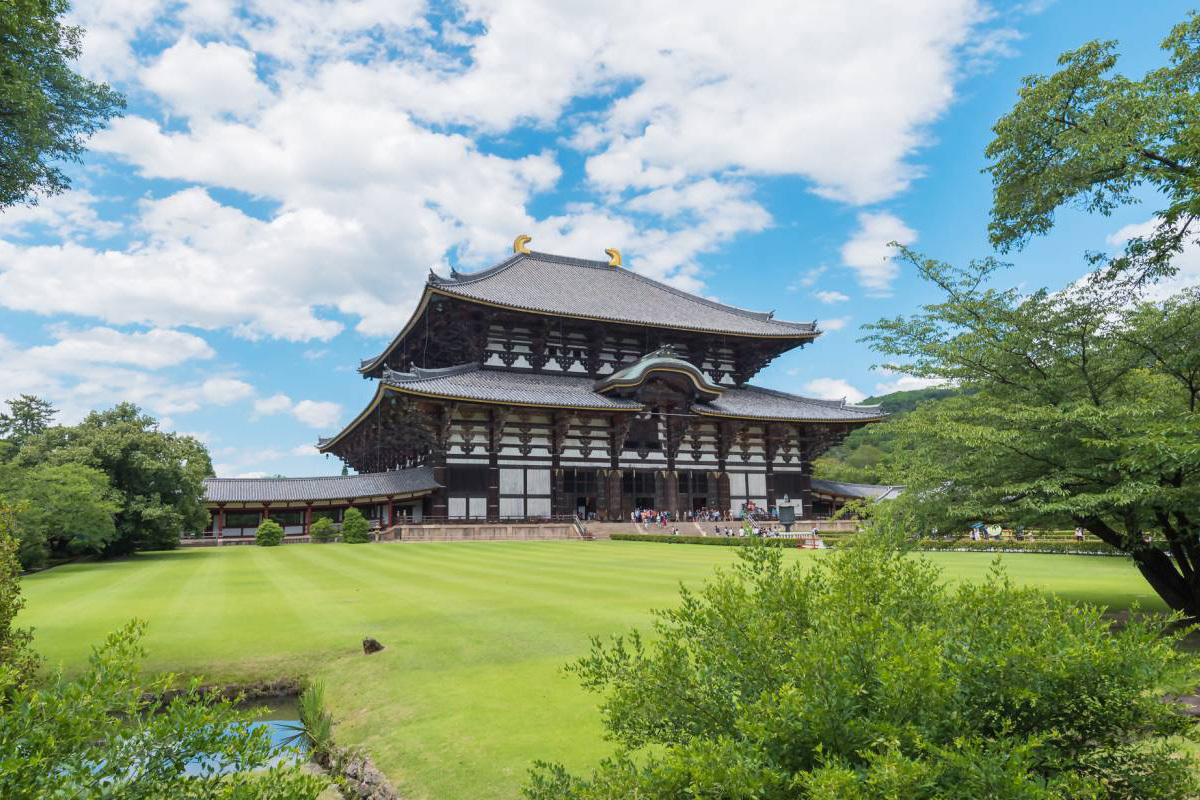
[
  {"x1": 0, "y1": 1, "x2": 124, "y2": 209},
  {"x1": 986, "y1": 13, "x2": 1200, "y2": 284},
  {"x1": 298, "y1": 680, "x2": 334, "y2": 756},
  {"x1": 0, "y1": 461, "x2": 118, "y2": 568},
  {"x1": 19, "y1": 403, "x2": 213, "y2": 555},
  {"x1": 254, "y1": 519, "x2": 284, "y2": 547},
  {"x1": 0, "y1": 619, "x2": 326, "y2": 798},
  {"x1": 526, "y1": 542, "x2": 1200, "y2": 800},
  {"x1": 0, "y1": 395, "x2": 55, "y2": 451},
  {"x1": 0, "y1": 502, "x2": 38, "y2": 702},
  {"x1": 815, "y1": 387, "x2": 958, "y2": 484},
  {"x1": 339, "y1": 508, "x2": 370, "y2": 543},
  {"x1": 863, "y1": 248, "x2": 1200, "y2": 614},
  {"x1": 309, "y1": 516, "x2": 336, "y2": 543}
]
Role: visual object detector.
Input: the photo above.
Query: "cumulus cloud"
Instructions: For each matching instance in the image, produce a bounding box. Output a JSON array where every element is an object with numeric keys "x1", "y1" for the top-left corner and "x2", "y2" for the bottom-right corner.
[
  {"x1": 802, "y1": 377, "x2": 866, "y2": 404},
  {"x1": 28, "y1": 326, "x2": 214, "y2": 369},
  {"x1": 252, "y1": 392, "x2": 343, "y2": 429},
  {"x1": 840, "y1": 211, "x2": 918, "y2": 296},
  {"x1": 1106, "y1": 218, "x2": 1200, "y2": 301},
  {"x1": 818, "y1": 316, "x2": 850, "y2": 332},
  {"x1": 814, "y1": 290, "x2": 849, "y2": 304},
  {"x1": 873, "y1": 374, "x2": 947, "y2": 395},
  {"x1": 0, "y1": 0, "x2": 1010, "y2": 343}
]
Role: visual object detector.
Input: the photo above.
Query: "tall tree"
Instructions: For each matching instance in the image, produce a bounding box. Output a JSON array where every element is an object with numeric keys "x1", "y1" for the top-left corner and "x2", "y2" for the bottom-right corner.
[
  {"x1": 0, "y1": 395, "x2": 56, "y2": 448},
  {"x1": 0, "y1": 0, "x2": 124, "y2": 209},
  {"x1": 20, "y1": 403, "x2": 212, "y2": 554},
  {"x1": 987, "y1": 13, "x2": 1200, "y2": 284},
  {"x1": 864, "y1": 251, "x2": 1200, "y2": 615},
  {"x1": 0, "y1": 462, "x2": 118, "y2": 568}
]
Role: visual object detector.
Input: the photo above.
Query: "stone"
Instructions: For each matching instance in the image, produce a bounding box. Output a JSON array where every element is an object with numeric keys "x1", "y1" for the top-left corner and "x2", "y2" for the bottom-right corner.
[{"x1": 362, "y1": 637, "x2": 384, "y2": 654}]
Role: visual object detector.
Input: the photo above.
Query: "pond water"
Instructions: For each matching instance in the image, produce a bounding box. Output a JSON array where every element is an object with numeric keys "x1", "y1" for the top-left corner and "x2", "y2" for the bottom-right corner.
[{"x1": 184, "y1": 695, "x2": 308, "y2": 776}]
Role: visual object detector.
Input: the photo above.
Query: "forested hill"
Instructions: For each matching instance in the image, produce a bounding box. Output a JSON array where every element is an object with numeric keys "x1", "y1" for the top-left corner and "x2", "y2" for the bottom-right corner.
[{"x1": 814, "y1": 385, "x2": 958, "y2": 485}]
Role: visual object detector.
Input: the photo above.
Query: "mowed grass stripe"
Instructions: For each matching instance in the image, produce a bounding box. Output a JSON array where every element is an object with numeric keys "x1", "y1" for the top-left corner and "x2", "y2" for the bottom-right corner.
[{"x1": 18, "y1": 541, "x2": 1166, "y2": 800}]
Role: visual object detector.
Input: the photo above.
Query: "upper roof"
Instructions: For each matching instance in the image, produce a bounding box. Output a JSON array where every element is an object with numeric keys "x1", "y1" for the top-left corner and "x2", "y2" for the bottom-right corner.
[
  {"x1": 429, "y1": 251, "x2": 819, "y2": 338},
  {"x1": 203, "y1": 466, "x2": 439, "y2": 504},
  {"x1": 810, "y1": 478, "x2": 904, "y2": 501}
]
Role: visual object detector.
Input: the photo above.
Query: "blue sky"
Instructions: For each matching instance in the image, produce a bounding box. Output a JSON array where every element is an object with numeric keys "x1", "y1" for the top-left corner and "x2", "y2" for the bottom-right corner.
[{"x1": 0, "y1": 0, "x2": 1193, "y2": 477}]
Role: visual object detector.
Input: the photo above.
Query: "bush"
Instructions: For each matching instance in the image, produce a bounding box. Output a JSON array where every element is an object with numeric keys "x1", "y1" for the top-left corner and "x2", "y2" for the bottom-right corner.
[
  {"x1": 611, "y1": 533, "x2": 794, "y2": 547},
  {"x1": 339, "y1": 509, "x2": 370, "y2": 544},
  {"x1": 526, "y1": 540, "x2": 1200, "y2": 800},
  {"x1": 254, "y1": 519, "x2": 284, "y2": 547},
  {"x1": 309, "y1": 517, "x2": 336, "y2": 543}
]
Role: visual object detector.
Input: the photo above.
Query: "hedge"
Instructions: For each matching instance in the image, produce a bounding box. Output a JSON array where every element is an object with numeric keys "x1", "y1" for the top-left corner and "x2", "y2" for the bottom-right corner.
[
  {"x1": 611, "y1": 532, "x2": 1168, "y2": 558},
  {"x1": 610, "y1": 533, "x2": 796, "y2": 547}
]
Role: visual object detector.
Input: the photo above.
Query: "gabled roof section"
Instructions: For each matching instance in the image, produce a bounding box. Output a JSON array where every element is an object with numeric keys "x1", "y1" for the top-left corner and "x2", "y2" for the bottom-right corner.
[
  {"x1": 203, "y1": 467, "x2": 439, "y2": 504},
  {"x1": 428, "y1": 251, "x2": 818, "y2": 337},
  {"x1": 595, "y1": 346, "x2": 724, "y2": 401}
]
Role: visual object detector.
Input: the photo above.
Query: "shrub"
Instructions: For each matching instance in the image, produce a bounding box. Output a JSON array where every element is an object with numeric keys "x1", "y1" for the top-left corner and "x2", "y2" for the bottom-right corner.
[
  {"x1": 309, "y1": 517, "x2": 336, "y2": 543},
  {"x1": 339, "y1": 509, "x2": 370, "y2": 544},
  {"x1": 611, "y1": 533, "x2": 793, "y2": 547},
  {"x1": 526, "y1": 540, "x2": 1200, "y2": 800},
  {"x1": 254, "y1": 519, "x2": 284, "y2": 547}
]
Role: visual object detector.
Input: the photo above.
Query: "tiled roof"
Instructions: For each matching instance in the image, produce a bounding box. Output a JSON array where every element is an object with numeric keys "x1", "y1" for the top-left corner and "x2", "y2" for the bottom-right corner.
[
  {"x1": 427, "y1": 251, "x2": 819, "y2": 338},
  {"x1": 381, "y1": 364, "x2": 643, "y2": 409},
  {"x1": 811, "y1": 478, "x2": 903, "y2": 500},
  {"x1": 696, "y1": 385, "x2": 885, "y2": 422},
  {"x1": 375, "y1": 364, "x2": 882, "y2": 422},
  {"x1": 203, "y1": 467, "x2": 439, "y2": 504},
  {"x1": 594, "y1": 346, "x2": 723, "y2": 400}
]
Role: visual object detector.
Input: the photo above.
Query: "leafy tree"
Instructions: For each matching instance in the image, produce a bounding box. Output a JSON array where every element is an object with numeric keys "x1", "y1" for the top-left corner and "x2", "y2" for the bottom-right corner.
[
  {"x1": 0, "y1": 0, "x2": 124, "y2": 209},
  {"x1": 863, "y1": 251, "x2": 1200, "y2": 614},
  {"x1": 309, "y1": 517, "x2": 336, "y2": 543},
  {"x1": 0, "y1": 620, "x2": 327, "y2": 798},
  {"x1": 254, "y1": 519, "x2": 284, "y2": 547},
  {"x1": 0, "y1": 501, "x2": 38, "y2": 702},
  {"x1": 987, "y1": 12, "x2": 1200, "y2": 284},
  {"x1": 339, "y1": 508, "x2": 370, "y2": 543},
  {"x1": 527, "y1": 541, "x2": 1199, "y2": 799},
  {"x1": 0, "y1": 395, "x2": 56, "y2": 449},
  {"x1": 19, "y1": 403, "x2": 213, "y2": 555},
  {"x1": 0, "y1": 462, "x2": 118, "y2": 568}
]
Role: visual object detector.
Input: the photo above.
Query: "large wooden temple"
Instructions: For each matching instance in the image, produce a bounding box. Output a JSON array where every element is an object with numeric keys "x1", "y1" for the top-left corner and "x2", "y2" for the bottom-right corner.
[{"x1": 316, "y1": 238, "x2": 884, "y2": 522}]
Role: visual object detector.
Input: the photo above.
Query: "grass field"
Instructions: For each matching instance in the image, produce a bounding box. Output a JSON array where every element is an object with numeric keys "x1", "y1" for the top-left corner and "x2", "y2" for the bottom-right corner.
[{"x1": 17, "y1": 541, "x2": 1167, "y2": 799}]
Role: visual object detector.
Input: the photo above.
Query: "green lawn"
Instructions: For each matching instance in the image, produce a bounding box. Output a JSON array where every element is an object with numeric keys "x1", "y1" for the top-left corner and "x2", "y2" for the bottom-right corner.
[{"x1": 17, "y1": 541, "x2": 1166, "y2": 799}]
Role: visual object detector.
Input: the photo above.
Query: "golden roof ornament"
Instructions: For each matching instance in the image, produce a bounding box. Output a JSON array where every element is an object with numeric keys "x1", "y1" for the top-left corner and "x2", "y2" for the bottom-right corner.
[
  {"x1": 513, "y1": 234, "x2": 532, "y2": 254},
  {"x1": 605, "y1": 247, "x2": 622, "y2": 267}
]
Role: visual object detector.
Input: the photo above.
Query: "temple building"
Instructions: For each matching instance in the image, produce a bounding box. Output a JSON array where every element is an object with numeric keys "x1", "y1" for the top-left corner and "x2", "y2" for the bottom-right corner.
[{"x1": 313, "y1": 238, "x2": 884, "y2": 523}]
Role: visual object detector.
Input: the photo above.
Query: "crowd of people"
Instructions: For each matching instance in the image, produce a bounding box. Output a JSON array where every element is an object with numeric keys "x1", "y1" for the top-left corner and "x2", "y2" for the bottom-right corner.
[{"x1": 630, "y1": 507, "x2": 735, "y2": 525}]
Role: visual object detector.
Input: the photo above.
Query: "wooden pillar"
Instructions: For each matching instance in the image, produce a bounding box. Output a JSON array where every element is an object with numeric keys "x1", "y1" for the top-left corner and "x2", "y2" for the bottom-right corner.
[
  {"x1": 431, "y1": 452, "x2": 448, "y2": 519},
  {"x1": 608, "y1": 469, "x2": 623, "y2": 520},
  {"x1": 799, "y1": 425, "x2": 813, "y2": 519},
  {"x1": 304, "y1": 504, "x2": 312, "y2": 535},
  {"x1": 216, "y1": 505, "x2": 224, "y2": 542},
  {"x1": 664, "y1": 470, "x2": 680, "y2": 518},
  {"x1": 715, "y1": 471, "x2": 731, "y2": 517}
]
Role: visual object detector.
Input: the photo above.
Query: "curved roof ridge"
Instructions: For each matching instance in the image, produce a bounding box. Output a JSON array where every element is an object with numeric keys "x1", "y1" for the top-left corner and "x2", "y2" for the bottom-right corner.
[
  {"x1": 382, "y1": 363, "x2": 480, "y2": 384},
  {"x1": 438, "y1": 250, "x2": 812, "y2": 328}
]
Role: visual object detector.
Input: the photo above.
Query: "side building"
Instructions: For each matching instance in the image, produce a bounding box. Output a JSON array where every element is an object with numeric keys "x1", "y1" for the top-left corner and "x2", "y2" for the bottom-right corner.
[{"x1": 315, "y1": 239, "x2": 884, "y2": 522}]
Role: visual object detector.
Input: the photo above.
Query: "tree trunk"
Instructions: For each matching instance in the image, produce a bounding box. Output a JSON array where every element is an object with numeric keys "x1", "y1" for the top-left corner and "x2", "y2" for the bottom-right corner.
[{"x1": 1132, "y1": 548, "x2": 1198, "y2": 617}]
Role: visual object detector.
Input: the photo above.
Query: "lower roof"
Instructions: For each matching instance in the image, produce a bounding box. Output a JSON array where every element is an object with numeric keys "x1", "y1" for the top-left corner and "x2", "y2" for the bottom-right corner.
[
  {"x1": 375, "y1": 364, "x2": 883, "y2": 422},
  {"x1": 810, "y1": 478, "x2": 903, "y2": 501},
  {"x1": 203, "y1": 467, "x2": 439, "y2": 504}
]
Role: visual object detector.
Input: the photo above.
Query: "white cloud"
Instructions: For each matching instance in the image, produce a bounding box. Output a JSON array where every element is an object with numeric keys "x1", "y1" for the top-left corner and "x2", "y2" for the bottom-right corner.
[
  {"x1": 1106, "y1": 218, "x2": 1200, "y2": 301},
  {"x1": 28, "y1": 326, "x2": 214, "y2": 369},
  {"x1": 802, "y1": 377, "x2": 866, "y2": 404},
  {"x1": 292, "y1": 399, "x2": 342, "y2": 429},
  {"x1": 840, "y1": 211, "x2": 918, "y2": 296},
  {"x1": 200, "y1": 377, "x2": 256, "y2": 406},
  {"x1": 254, "y1": 393, "x2": 294, "y2": 415},
  {"x1": 291, "y1": 444, "x2": 321, "y2": 456},
  {"x1": 818, "y1": 316, "x2": 850, "y2": 332},
  {"x1": 814, "y1": 290, "x2": 849, "y2": 304},
  {"x1": 873, "y1": 374, "x2": 947, "y2": 395},
  {"x1": 0, "y1": 0, "x2": 1008, "y2": 343},
  {"x1": 142, "y1": 37, "x2": 270, "y2": 118}
]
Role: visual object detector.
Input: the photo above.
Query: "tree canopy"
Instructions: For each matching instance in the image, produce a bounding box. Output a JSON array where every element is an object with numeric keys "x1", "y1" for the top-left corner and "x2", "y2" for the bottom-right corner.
[
  {"x1": 0, "y1": 0, "x2": 124, "y2": 209},
  {"x1": 863, "y1": 250, "x2": 1200, "y2": 615},
  {"x1": 0, "y1": 395, "x2": 56, "y2": 450},
  {"x1": 19, "y1": 403, "x2": 212, "y2": 555},
  {"x1": 987, "y1": 12, "x2": 1200, "y2": 284},
  {"x1": 528, "y1": 542, "x2": 1199, "y2": 799},
  {"x1": 0, "y1": 461, "x2": 118, "y2": 568}
]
